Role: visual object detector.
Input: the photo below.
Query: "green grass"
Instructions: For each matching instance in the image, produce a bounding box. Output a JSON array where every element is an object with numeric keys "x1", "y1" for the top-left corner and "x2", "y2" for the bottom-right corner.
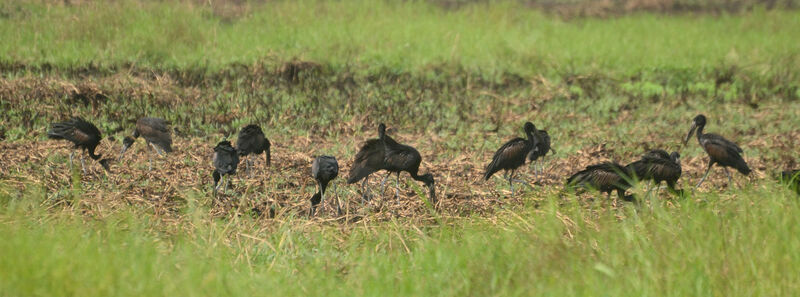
[
  {"x1": 2, "y1": 183, "x2": 800, "y2": 296},
  {"x1": 1, "y1": 0, "x2": 799, "y2": 76}
]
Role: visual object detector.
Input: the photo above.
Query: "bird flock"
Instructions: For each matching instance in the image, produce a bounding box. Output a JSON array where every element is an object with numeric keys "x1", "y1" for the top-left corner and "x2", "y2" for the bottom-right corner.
[{"x1": 47, "y1": 114, "x2": 799, "y2": 216}]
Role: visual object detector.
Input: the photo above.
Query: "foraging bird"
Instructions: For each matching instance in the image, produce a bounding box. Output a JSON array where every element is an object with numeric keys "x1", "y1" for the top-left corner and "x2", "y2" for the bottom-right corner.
[
  {"x1": 528, "y1": 128, "x2": 556, "y2": 176},
  {"x1": 625, "y1": 149, "x2": 682, "y2": 194},
  {"x1": 236, "y1": 124, "x2": 271, "y2": 176},
  {"x1": 484, "y1": 122, "x2": 539, "y2": 196},
  {"x1": 212, "y1": 140, "x2": 239, "y2": 196},
  {"x1": 47, "y1": 117, "x2": 111, "y2": 173},
  {"x1": 684, "y1": 114, "x2": 751, "y2": 188},
  {"x1": 310, "y1": 155, "x2": 339, "y2": 217},
  {"x1": 118, "y1": 117, "x2": 172, "y2": 170},
  {"x1": 348, "y1": 123, "x2": 437, "y2": 204},
  {"x1": 566, "y1": 162, "x2": 634, "y2": 201}
]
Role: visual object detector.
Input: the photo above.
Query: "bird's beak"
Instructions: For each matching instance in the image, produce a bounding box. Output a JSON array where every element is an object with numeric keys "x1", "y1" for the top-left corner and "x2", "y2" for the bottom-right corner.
[
  {"x1": 428, "y1": 183, "x2": 437, "y2": 205},
  {"x1": 118, "y1": 143, "x2": 131, "y2": 161},
  {"x1": 683, "y1": 122, "x2": 696, "y2": 146}
]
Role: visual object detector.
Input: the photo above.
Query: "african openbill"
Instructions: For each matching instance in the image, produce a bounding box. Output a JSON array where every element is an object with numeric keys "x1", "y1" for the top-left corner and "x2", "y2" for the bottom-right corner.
[
  {"x1": 310, "y1": 155, "x2": 339, "y2": 217},
  {"x1": 566, "y1": 162, "x2": 634, "y2": 201},
  {"x1": 212, "y1": 140, "x2": 239, "y2": 196},
  {"x1": 348, "y1": 123, "x2": 436, "y2": 204},
  {"x1": 119, "y1": 117, "x2": 172, "y2": 170},
  {"x1": 684, "y1": 114, "x2": 751, "y2": 188},
  {"x1": 528, "y1": 128, "x2": 555, "y2": 176},
  {"x1": 236, "y1": 124, "x2": 271, "y2": 176},
  {"x1": 625, "y1": 149, "x2": 682, "y2": 194},
  {"x1": 47, "y1": 117, "x2": 111, "y2": 173},
  {"x1": 484, "y1": 122, "x2": 538, "y2": 195}
]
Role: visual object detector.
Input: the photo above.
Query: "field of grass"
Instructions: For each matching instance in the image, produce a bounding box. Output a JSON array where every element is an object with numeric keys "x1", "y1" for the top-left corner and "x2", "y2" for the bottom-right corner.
[{"x1": 1, "y1": 0, "x2": 800, "y2": 296}]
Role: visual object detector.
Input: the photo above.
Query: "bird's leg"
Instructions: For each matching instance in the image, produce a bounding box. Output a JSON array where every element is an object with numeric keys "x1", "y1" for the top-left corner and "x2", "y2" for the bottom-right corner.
[
  {"x1": 69, "y1": 151, "x2": 75, "y2": 171},
  {"x1": 380, "y1": 171, "x2": 391, "y2": 194},
  {"x1": 696, "y1": 161, "x2": 714, "y2": 189},
  {"x1": 395, "y1": 172, "x2": 400, "y2": 198},
  {"x1": 146, "y1": 141, "x2": 153, "y2": 171},
  {"x1": 334, "y1": 183, "x2": 342, "y2": 216},
  {"x1": 150, "y1": 142, "x2": 165, "y2": 157},
  {"x1": 361, "y1": 176, "x2": 371, "y2": 201},
  {"x1": 509, "y1": 170, "x2": 515, "y2": 196},
  {"x1": 80, "y1": 155, "x2": 86, "y2": 175},
  {"x1": 724, "y1": 167, "x2": 733, "y2": 188}
]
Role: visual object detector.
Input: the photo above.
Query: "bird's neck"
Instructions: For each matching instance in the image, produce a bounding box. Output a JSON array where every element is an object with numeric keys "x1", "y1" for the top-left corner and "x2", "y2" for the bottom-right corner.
[
  {"x1": 88, "y1": 146, "x2": 102, "y2": 160},
  {"x1": 696, "y1": 124, "x2": 705, "y2": 140}
]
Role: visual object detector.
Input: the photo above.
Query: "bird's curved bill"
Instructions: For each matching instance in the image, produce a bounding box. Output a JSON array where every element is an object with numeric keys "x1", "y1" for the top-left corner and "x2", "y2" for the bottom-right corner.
[
  {"x1": 683, "y1": 123, "x2": 696, "y2": 146},
  {"x1": 118, "y1": 144, "x2": 131, "y2": 161}
]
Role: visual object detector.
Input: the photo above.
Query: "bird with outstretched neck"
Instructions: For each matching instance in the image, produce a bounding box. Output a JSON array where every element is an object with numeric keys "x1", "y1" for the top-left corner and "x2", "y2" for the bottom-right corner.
[
  {"x1": 348, "y1": 123, "x2": 436, "y2": 205},
  {"x1": 684, "y1": 114, "x2": 750, "y2": 189},
  {"x1": 212, "y1": 140, "x2": 239, "y2": 196},
  {"x1": 527, "y1": 127, "x2": 555, "y2": 178},
  {"x1": 119, "y1": 117, "x2": 172, "y2": 170},
  {"x1": 48, "y1": 117, "x2": 111, "y2": 174},
  {"x1": 484, "y1": 122, "x2": 539, "y2": 196},
  {"x1": 310, "y1": 155, "x2": 339, "y2": 217},
  {"x1": 236, "y1": 124, "x2": 271, "y2": 177}
]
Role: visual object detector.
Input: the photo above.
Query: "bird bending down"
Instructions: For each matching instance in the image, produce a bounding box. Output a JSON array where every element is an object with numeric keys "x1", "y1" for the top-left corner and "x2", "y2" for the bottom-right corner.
[
  {"x1": 47, "y1": 117, "x2": 111, "y2": 174},
  {"x1": 484, "y1": 121, "x2": 539, "y2": 196},
  {"x1": 212, "y1": 141, "x2": 240, "y2": 196},
  {"x1": 237, "y1": 124, "x2": 271, "y2": 177},
  {"x1": 527, "y1": 127, "x2": 555, "y2": 178},
  {"x1": 625, "y1": 149, "x2": 683, "y2": 196},
  {"x1": 566, "y1": 162, "x2": 634, "y2": 201},
  {"x1": 347, "y1": 123, "x2": 436, "y2": 205},
  {"x1": 119, "y1": 117, "x2": 172, "y2": 170},
  {"x1": 310, "y1": 155, "x2": 339, "y2": 217},
  {"x1": 684, "y1": 114, "x2": 750, "y2": 189}
]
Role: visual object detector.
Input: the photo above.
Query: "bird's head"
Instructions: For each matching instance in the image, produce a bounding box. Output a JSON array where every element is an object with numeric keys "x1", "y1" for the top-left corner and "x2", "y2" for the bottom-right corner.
[
  {"x1": 523, "y1": 122, "x2": 536, "y2": 134},
  {"x1": 99, "y1": 158, "x2": 112, "y2": 172},
  {"x1": 118, "y1": 136, "x2": 135, "y2": 160},
  {"x1": 684, "y1": 114, "x2": 706, "y2": 146},
  {"x1": 377, "y1": 123, "x2": 387, "y2": 139},
  {"x1": 419, "y1": 173, "x2": 436, "y2": 204},
  {"x1": 670, "y1": 152, "x2": 681, "y2": 164}
]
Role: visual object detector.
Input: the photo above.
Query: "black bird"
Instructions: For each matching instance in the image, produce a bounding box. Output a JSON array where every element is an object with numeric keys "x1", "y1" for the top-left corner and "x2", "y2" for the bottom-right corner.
[
  {"x1": 236, "y1": 124, "x2": 271, "y2": 176},
  {"x1": 119, "y1": 117, "x2": 172, "y2": 170},
  {"x1": 484, "y1": 122, "x2": 538, "y2": 195},
  {"x1": 566, "y1": 162, "x2": 634, "y2": 201},
  {"x1": 625, "y1": 149, "x2": 682, "y2": 194},
  {"x1": 310, "y1": 155, "x2": 339, "y2": 217},
  {"x1": 684, "y1": 114, "x2": 751, "y2": 188},
  {"x1": 47, "y1": 117, "x2": 111, "y2": 173},
  {"x1": 780, "y1": 170, "x2": 800, "y2": 194},
  {"x1": 348, "y1": 123, "x2": 436, "y2": 204},
  {"x1": 212, "y1": 140, "x2": 239, "y2": 196},
  {"x1": 528, "y1": 128, "x2": 556, "y2": 177}
]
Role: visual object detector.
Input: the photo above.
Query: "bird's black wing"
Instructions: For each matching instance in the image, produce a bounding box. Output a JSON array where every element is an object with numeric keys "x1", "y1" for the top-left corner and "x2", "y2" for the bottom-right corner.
[
  {"x1": 484, "y1": 138, "x2": 528, "y2": 180},
  {"x1": 347, "y1": 139, "x2": 384, "y2": 184},
  {"x1": 703, "y1": 133, "x2": 743, "y2": 153},
  {"x1": 138, "y1": 118, "x2": 172, "y2": 152}
]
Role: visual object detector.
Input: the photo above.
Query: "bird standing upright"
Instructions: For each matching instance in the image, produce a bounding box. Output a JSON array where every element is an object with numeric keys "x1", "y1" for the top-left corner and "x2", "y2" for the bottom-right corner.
[
  {"x1": 236, "y1": 124, "x2": 271, "y2": 176},
  {"x1": 484, "y1": 122, "x2": 539, "y2": 196},
  {"x1": 118, "y1": 117, "x2": 172, "y2": 170},
  {"x1": 48, "y1": 117, "x2": 111, "y2": 173},
  {"x1": 310, "y1": 155, "x2": 339, "y2": 217},
  {"x1": 212, "y1": 140, "x2": 240, "y2": 196},
  {"x1": 528, "y1": 127, "x2": 555, "y2": 177},
  {"x1": 684, "y1": 114, "x2": 750, "y2": 188},
  {"x1": 625, "y1": 149, "x2": 682, "y2": 194},
  {"x1": 566, "y1": 162, "x2": 634, "y2": 201},
  {"x1": 348, "y1": 123, "x2": 436, "y2": 205}
]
